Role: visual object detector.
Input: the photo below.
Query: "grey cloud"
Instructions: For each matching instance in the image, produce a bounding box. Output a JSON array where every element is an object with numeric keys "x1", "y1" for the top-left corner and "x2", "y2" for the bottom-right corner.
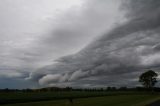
[
  {"x1": 1, "y1": 0, "x2": 122, "y2": 87},
  {"x1": 2, "y1": 0, "x2": 121, "y2": 83},
  {"x1": 1, "y1": 0, "x2": 160, "y2": 88},
  {"x1": 27, "y1": 0, "x2": 160, "y2": 87}
]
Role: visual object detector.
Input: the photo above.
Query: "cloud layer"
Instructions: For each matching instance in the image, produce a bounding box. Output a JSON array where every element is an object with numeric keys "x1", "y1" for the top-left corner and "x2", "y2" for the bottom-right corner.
[
  {"x1": 27, "y1": 0, "x2": 160, "y2": 87},
  {"x1": 0, "y1": 0, "x2": 123, "y2": 88},
  {"x1": 1, "y1": 0, "x2": 160, "y2": 88}
]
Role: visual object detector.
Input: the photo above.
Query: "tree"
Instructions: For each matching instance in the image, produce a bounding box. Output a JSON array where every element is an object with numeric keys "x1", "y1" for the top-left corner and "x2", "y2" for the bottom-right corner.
[{"x1": 139, "y1": 70, "x2": 158, "y2": 89}]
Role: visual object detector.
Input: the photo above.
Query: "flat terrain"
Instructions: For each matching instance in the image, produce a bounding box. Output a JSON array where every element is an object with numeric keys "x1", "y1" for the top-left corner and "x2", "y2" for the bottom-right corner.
[
  {"x1": 147, "y1": 100, "x2": 160, "y2": 106},
  {"x1": 0, "y1": 91, "x2": 160, "y2": 106}
]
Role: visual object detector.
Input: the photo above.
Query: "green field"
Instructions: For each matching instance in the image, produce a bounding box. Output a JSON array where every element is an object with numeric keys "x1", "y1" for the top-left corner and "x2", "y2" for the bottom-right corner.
[{"x1": 0, "y1": 91, "x2": 159, "y2": 106}]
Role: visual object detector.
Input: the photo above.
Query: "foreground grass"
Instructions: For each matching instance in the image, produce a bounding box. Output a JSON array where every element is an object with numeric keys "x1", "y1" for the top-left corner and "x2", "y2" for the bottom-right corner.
[
  {"x1": 1, "y1": 94, "x2": 160, "y2": 106},
  {"x1": 0, "y1": 91, "x2": 149, "y2": 104}
]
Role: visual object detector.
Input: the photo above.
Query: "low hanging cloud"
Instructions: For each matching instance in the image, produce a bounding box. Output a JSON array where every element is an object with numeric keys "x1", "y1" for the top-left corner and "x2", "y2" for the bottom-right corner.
[{"x1": 28, "y1": 0, "x2": 160, "y2": 87}]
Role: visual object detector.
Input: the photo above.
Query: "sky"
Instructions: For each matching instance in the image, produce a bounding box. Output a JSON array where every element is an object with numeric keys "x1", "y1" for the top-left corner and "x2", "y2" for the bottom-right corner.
[{"x1": 0, "y1": 0, "x2": 160, "y2": 89}]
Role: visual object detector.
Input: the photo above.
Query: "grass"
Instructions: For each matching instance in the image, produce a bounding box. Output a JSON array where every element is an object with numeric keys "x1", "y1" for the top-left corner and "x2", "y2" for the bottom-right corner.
[
  {"x1": 0, "y1": 91, "x2": 147, "y2": 104},
  {"x1": 0, "y1": 93, "x2": 160, "y2": 106}
]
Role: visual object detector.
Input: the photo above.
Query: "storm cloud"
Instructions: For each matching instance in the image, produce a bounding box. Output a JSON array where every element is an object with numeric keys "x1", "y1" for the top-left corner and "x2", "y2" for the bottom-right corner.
[
  {"x1": 27, "y1": 0, "x2": 160, "y2": 87},
  {"x1": 1, "y1": 0, "x2": 160, "y2": 88},
  {"x1": 0, "y1": 0, "x2": 123, "y2": 88}
]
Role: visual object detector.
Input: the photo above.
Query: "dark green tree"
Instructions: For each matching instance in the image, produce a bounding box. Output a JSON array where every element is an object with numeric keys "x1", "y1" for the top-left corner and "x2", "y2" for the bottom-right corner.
[{"x1": 139, "y1": 70, "x2": 158, "y2": 89}]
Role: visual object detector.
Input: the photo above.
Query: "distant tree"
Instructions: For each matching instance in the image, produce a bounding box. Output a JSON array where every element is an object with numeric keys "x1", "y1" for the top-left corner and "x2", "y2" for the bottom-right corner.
[
  {"x1": 106, "y1": 87, "x2": 111, "y2": 91},
  {"x1": 139, "y1": 70, "x2": 158, "y2": 89},
  {"x1": 119, "y1": 87, "x2": 127, "y2": 91}
]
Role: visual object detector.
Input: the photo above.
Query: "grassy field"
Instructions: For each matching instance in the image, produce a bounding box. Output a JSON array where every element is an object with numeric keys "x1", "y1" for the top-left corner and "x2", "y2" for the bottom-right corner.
[
  {"x1": 0, "y1": 91, "x2": 159, "y2": 106},
  {"x1": 1, "y1": 94, "x2": 160, "y2": 106},
  {"x1": 0, "y1": 91, "x2": 143, "y2": 104}
]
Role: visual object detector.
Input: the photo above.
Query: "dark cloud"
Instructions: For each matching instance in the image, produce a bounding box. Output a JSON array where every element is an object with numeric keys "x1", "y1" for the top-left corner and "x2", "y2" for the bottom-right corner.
[
  {"x1": 28, "y1": 0, "x2": 160, "y2": 87},
  {"x1": 1, "y1": 0, "x2": 160, "y2": 88},
  {"x1": 0, "y1": 0, "x2": 122, "y2": 88}
]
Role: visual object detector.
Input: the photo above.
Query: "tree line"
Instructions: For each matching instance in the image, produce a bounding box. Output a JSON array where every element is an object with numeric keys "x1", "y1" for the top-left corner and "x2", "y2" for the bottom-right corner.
[{"x1": 0, "y1": 70, "x2": 158, "y2": 92}]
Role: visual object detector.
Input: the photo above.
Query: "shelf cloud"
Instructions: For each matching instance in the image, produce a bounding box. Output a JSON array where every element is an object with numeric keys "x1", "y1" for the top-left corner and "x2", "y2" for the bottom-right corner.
[
  {"x1": 27, "y1": 0, "x2": 160, "y2": 87},
  {"x1": 1, "y1": 0, "x2": 160, "y2": 88}
]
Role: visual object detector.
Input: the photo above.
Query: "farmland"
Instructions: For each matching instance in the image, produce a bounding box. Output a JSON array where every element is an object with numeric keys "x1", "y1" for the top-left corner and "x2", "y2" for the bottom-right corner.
[{"x1": 0, "y1": 91, "x2": 159, "y2": 106}]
